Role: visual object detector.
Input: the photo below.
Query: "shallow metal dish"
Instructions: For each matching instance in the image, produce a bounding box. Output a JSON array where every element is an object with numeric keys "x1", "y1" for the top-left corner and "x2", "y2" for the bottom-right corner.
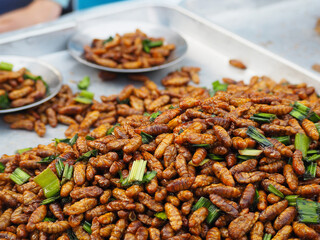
[
  {"x1": 0, "y1": 55, "x2": 62, "y2": 114},
  {"x1": 67, "y1": 21, "x2": 188, "y2": 73}
]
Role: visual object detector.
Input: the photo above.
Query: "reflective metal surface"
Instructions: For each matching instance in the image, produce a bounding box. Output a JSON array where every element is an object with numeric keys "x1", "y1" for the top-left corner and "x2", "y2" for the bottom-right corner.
[
  {"x1": 68, "y1": 21, "x2": 188, "y2": 73},
  {"x1": 0, "y1": 55, "x2": 62, "y2": 114}
]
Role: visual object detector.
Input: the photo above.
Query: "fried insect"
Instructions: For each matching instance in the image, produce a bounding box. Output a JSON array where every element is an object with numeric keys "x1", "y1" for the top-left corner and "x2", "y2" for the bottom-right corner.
[
  {"x1": 209, "y1": 194, "x2": 239, "y2": 218},
  {"x1": 283, "y1": 164, "x2": 298, "y2": 191},
  {"x1": 259, "y1": 200, "x2": 288, "y2": 222},
  {"x1": 204, "y1": 183, "x2": 241, "y2": 198},
  {"x1": 36, "y1": 221, "x2": 70, "y2": 233},
  {"x1": 0, "y1": 209, "x2": 13, "y2": 230},
  {"x1": 293, "y1": 222, "x2": 320, "y2": 240},
  {"x1": 228, "y1": 212, "x2": 258, "y2": 239},
  {"x1": 273, "y1": 206, "x2": 297, "y2": 230},
  {"x1": 292, "y1": 150, "x2": 305, "y2": 175},
  {"x1": 239, "y1": 184, "x2": 256, "y2": 209},
  {"x1": 302, "y1": 118, "x2": 319, "y2": 141},
  {"x1": 64, "y1": 198, "x2": 98, "y2": 215},
  {"x1": 212, "y1": 162, "x2": 235, "y2": 187},
  {"x1": 165, "y1": 203, "x2": 182, "y2": 231},
  {"x1": 250, "y1": 221, "x2": 264, "y2": 240}
]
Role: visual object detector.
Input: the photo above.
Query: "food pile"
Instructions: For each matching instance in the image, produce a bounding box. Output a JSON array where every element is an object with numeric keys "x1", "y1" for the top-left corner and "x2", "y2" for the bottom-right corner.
[
  {"x1": 1, "y1": 68, "x2": 320, "y2": 239},
  {"x1": 0, "y1": 62, "x2": 48, "y2": 109},
  {"x1": 84, "y1": 29, "x2": 175, "y2": 69}
]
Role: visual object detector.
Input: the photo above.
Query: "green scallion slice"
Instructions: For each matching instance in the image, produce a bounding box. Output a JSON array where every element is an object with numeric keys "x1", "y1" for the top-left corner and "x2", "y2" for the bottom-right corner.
[
  {"x1": 238, "y1": 149, "x2": 263, "y2": 156},
  {"x1": 55, "y1": 159, "x2": 64, "y2": 178},
  {"x1": 83, "y1": 221, "x2": 92, "y2": 234},
  {"x1": 247, "y1": 126, "x2": 273, "y2": 148},
  {"x1": 0, "y1": 61, "x2": 13, "y2": 71},
  {"x1": 0, "y1": 162, "x2": 5, "y2": 173},
  {"x1": 267, "y1": 184, "x2": 284, "y2": 198},
  {"x1": 295, "y1": 133, "x2": 311, "y2": 158},
  {"x1": 304, "y1": 162, "x2": 317, "y2": 180},
  {"x1": 10, "y1": 167, "x2": 30, "y2": 185},
  {"x1": 154, "y1": 212, "x2": 167, "y2": 220},
  {"x1": 34, "y1": 168, "x2": 60, "y2": 198},
  {"x1": 271, "y1": 136, "x2": 291, "y2": 145},
  {"x1": 16, "y1": 147, "x2": 32, "y2": 154},
  {"x1": 41, "y1": 195, "x2": 60, "y2": 205},
  {"x1": 77, "y1": 76, "x2": 90, "y2": 90},
  {"x1": 140, "y1": 131, "x2": 153, "y2": 144}
]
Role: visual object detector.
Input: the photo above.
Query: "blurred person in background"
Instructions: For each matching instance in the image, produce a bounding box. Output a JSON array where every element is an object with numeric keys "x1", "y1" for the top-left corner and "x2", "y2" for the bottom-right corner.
[{"x1": 0, "y1": 0, "x2": 123, "y2": 33}]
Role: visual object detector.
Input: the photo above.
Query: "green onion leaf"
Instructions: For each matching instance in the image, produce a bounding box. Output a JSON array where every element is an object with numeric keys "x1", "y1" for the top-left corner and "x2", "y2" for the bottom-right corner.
[
  {"x1": 192, "y1": 197, "x2": 220, "y2": 224},
  {"x1": 290, "y1": 109, "x2": 307, "y2": 121},
  {"x1": 83, "y1": 221, "x2": 92, "y2": 234},
  {"x1": 148, "y1": 40, "x2": 163, "y2": 48},
  {"x1": 250, "y1": 113, "x2": 276, "y2": 123},
  {"x1": 262, "y1": 233, "x2": 272, "y2": 240},
  {"x1": 41, "y1": 195, "x2": 60, "y2": 205},
  {"x1": 238, "y1": 149, "x2": 263, "y2": 156},
  {"x1": 16, "y1": 147, "x2": 32, "y2": 154},
  {"x1": 304, "y1": 162, "x2": 317, "y2": 180},
  {"x1": 192, "y1": 197, "x2": 213, "y2": 211},
  {"x1": 0, "y1": 93, "x2": 10, "y2": 109},
  {"x1": 295, "y1": 133, "x2": 311, "y2": 158},
  {"x1": 315, "y1": 122, "x2": 320, "y2": 134},
  {"x1": 121, "y1": 160, "x2": 147, "y2": 186},
  {"x1": 285, "y1": 195, "x2": 300, "y2": 206},
  {"x1": 168, "y1": 105, "x2": 177, "y2": 109},
  {"x1": 191, "y1": 144, "x2": 211, "y2": 148},
  {"x1": 61, "y1": 163, "x2": 73, "y2": 185},
  {"x1": 144, "y1": 112, "x2": 150, "y2": 116},
  {"x1": 149, "y1": 111, "x2": 162, "y2": 122},
  {"x1": 103, "y1": 36, "x2": 113, "y2": 44},
  {"x1": 178, "y1": 129, "x2": 184, "y2": 135},
  {"x1": 0, "y1": 162, "x2": 5, "y2": 173},
  {"x1": 141, "y1": 131, "x2": 153, "y2": 144},
  {"x1": 38, "y1": 155, "x2": 57, "y2": 164},
  {"x1": 289, "y1": 102, "x2": 310, "y2": 120},
  {"x1": 307, "y1": 150, "x2": 320, "y2": 155},
  {"x1": 267, "y1": 184, "x2": 284, "y2": 198},
  {"x1": 10, "y1": 167, "x2": 30, "y2": 185},
  {"x1": 271, "y1": 136, "x2": 290, "y2": 145},
  {"x1": 69, "y1": 133, "x2": 78, "y2": 146},
  {"x1": 74, "y1": 96, "x2": 92, "y2": 104},
  {"x1": 76, "y1": 149, "x2": 98, "y2": 162},
  {"x1": 85, "y1": 135, "x2": 95, "y2": 140},
  {"x1": 142, "y1": 171, "x2": 157, "y2": 183},
  {"x1": 0, "y1": 61, "x2": 13, "y2": 71},
  {"x1": 67, "y1": 229, "x2": 79, "y2": 240},
  {"x1": 207, "y1": 154, "x2": 224, "y2": 161},
  {"x1": 154, "y1": 212, "x2": 167, "y2": 220},
  {"x1": 79, "y1": 90, "x2": 94, "y2": 100},
  {"x1": 247, "y1": 126, "x2": 273, "y2": 148},
  {"x1": 23, "y1": 73, "x2": 39, "y2": 81},
  {"x1": 142, "y1": 39, "x2": 151, "y2": 53},
  {"x1": 306, "y1": 154, "x2": 320, "y2": 162},
  {"x1": 77, "y1": 76, "x2": 90, "y2": 90},
  {"x1": 44, "y1": 217, "x2": 56, "y2": 222},
  {"x1": 212, "y1": 80, "x2": 228, "y2": 96},
  {"x1": 55, "y1": 159, "x2": 64, "y2": 178},
  {"x1": 237, "y1": 155, "x2": 256, "y2": 161},
  {"x1": 34, "y1": 168, "x2": 60, "y2": 198},
  {"x1": 107, "y1": 123, "x2": 120, "y2": 135},
  {"x1": 308, "y1": 112, "x2": 320, "y2": 123},
  {"x1": 296, "y1": 198, "x2": 320, "y2": 224}
]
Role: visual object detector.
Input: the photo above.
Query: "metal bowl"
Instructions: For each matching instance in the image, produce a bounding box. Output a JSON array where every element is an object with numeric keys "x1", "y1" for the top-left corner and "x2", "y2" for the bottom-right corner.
[
  {"x1": 0, "y1": 55, "x2": 62, "y2": 114},
  {"x1": 68, "y1": 21, "x2": 188, "y2": 73}
]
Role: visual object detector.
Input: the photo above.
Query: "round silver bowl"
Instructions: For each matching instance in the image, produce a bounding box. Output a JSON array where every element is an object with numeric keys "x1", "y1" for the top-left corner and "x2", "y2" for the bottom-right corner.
[
  {"x1": 0, "y1": 55, "x2": 62, "y2": 114},
  {"x1": 68, "y1": 21, "x2": 188, "y2": 73}
]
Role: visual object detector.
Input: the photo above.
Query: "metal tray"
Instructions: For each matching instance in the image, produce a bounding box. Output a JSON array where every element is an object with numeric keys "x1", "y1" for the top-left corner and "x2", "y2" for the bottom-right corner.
[{"x1": 0, "y1": 3, "x2": 319, "y2": 154}]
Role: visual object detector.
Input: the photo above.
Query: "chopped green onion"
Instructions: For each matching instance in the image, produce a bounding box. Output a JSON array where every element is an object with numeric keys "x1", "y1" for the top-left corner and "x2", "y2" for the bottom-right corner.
[
  {"x1": 79, "y1": 90, "x2": 94, "y2": 100},
  {"x1": 0, "y1": 163, "x2": 5, "y2": 173},
  {"x1": 69, "y1": 133, "x2": 78, "y2": 146},
  {"x1": 61, "y1": 163, "x2": 73, "y2": 185},
  {"x1": 141, "y1": 171, "x2": 157, "y2": 183},
  {"x1": 83, "y1": 221, "x2": 92, "y2": 234},
  {"x1": 55, "y1": 159, "x2": 64, "y2": 178},
  {"x1": 307, "y1": 150, "x2": 320, "y2": 155},
  {"x1": 295, "y1": 133, "x2": 311, "y2": 158},
  {"x1": 238, "y1": 149, "x2": 263, "y2": 156},
  {"x1": 189, "y1": 159, "x2": 211, "y2": 167},
  {"x1": 207, "y1": 154, "x2": 224, "y2": 161},
  {"x1": 169, "y1": 105, "x2": 177, "y2": 109},
  {"x1": 34, "y1": 168, "x2": 60, "y2": 198},
  {"x1": 308, "y1": 112, "x2": 320, "y2": 123},
  {"x1": 10, "y1": 167, "x2": 30, "y2": 185},
  {"x1": 107, "y1": 123, "x2": 120, "y2": 135},
  {"x1": 38, "y1": 155, "x2": 57, "y2": 164},
  {"x1": 290, "y1": 110, "x2": 307, "y2": 121},
  {"x1": 116, "y1": 98, "x2": 129, "y2": 105},
  {"x1": 304, "y1": 163, "x2": 317, "y2": 180},
  {"x1": 77, "y1": 76, "x2": 90, "y2": 90},
  {"x1": 237, "y1": 155, "x2": 257, "y2": 161},
  {"x1": 149, "y1": 111, "x2": 162, "y2": 122},
  {"x1": 285, "y1": 195, "x2": 300, "y2": 206},
  {"x1": 41, "y1": 195, "x2": 60, "y2": 205},
  {"x1": 103, "y1": 36, "x2": 113, "y2": 44},
  {"x1": 253, "y1": 189, "x2": 259, "y2": 206},
  {"x1": 178, "y1": 129, "x2": 184, "y2": 135},
  {"x1": 141, "y1": 131, "x2": 153, "y2": 144},
  {"x1": 0, "y1": 93, "x2": 10, "y2": 109},
  {"x1": 191, "y1": 144, "x2": 211, "y2": 148},
  {"x1": 250, "y1": 113, "x2": 276, "y2": 123},
  {"x1": 192, "y1": 197, "x2": 220, "y2": 224},
  {"x1": 154, "y1": 212, "x2": 167, "y2": 220},
  {"x1": 23, "y1": 73, "x2": 39, "y2": 81},
  {"x1": 263, "y1": 233, "x2": 272, "y2": 240},
  {"x1": 144, "y1": 112, "x2": 150, "y2": 116},
  {"x1": 74, "y1": 96, "x2": 92, "y2": 104},
  {"x1": 76, "y1": 149, "x2": 98, "y2": 162},
  {"x1": 44, "y1": 217, "x2": 56, "y2": 222},
  {"x1": 211, "y1": 80, "x2": 228, "y2": 96},
  {"x1": 148, "y1": 40, "x2": 163, "y2": 48},
  {"x1": 16, "y1": 147, "x2": 32, "y2": 154},
  {"x1": 85, "y1": 135, "x2": 95, "y2": 140},
  {"x1": 142, "y1": 40, "x2": 150, "y2": 53},
  {"x1": 247, "y1": 126, "x2": 273, "y2": 148},
  {"x1": 0, "y1": 61, "x2": 13, "y2": 71},
  {"x1": 271, "y1": 136, "x2": 290, "y2": 145},
  {"x1": 122, "y1": 160, "x2": 147, "y2": 185},
  {"x1": 267, "y1": 184, "x2": 284, "y2": 198},
  {"x1": 296, "y1": 198, "x2": 320, "y2": 224},
  {"x1": 306, "y1": 154, "x2": 320, "y2": 162},
  {"x1": 315, "y1": 122, "x2": 320, "y2": 134},
  {"x1": 67, "y1": 229, "x2": 78, "y2": 240},
  {"x1": 293, "y1": 102, "x2": 310, "y2": 113}
]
